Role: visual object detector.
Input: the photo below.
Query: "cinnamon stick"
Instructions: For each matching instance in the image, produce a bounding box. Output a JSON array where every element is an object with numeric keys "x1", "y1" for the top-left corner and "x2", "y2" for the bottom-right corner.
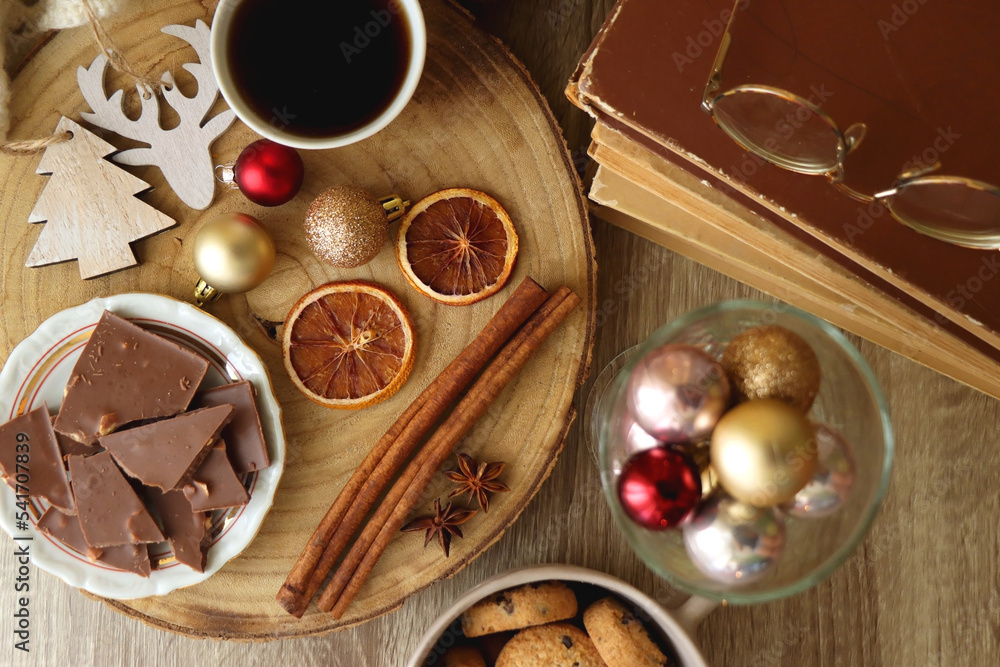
[
  {"x1": 319, "y1": 287, "x2": 582, "y2": 617},
  {"x1": 306, "y1": 288, "x2": 574, "y2": 606},
  {"x1": 314, "y1": 287, "x2": 572, "y2": 613},
  {"x1": 276, "y1": 277, "x2": 549, "y2": 616}
]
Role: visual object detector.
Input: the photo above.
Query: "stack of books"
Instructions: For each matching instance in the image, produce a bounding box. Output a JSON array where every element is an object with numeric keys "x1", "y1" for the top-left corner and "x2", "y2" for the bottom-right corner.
[{"x1": 567, "y1": 0, "x2": 1000, "y2": 398}]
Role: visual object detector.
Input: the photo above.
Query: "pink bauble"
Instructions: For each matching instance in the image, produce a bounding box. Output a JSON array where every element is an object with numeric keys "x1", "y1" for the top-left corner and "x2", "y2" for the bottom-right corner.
[
  {"x1": 626, "y1": 344, "x2": 731, "y2": 443},
  {"x1": 621, "y1": 412, "x2": 662, "y2": 457},
  {"x1": 617, "y1": 447, "x2": 702, "y2": 529}
]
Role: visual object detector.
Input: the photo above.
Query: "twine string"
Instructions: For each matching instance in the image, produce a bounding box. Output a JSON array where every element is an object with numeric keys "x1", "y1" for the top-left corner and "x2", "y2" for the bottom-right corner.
[
  {"x1": 0, "y1": 132, "x2": 74, "y2": 155},
  {"x1": 0, "y1": 0, "x2": 159, "y2": 155},
  {"x1": 79, "y1": 0, "x2": 161, "y2": 96}
]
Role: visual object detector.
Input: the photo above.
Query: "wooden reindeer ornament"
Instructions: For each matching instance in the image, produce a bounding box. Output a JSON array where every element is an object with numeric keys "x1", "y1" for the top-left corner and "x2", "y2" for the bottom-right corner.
[
  {"x1": 26, "y1": 117, "x2": 177, "y2": 279},
  {"x1": 78, "y1": 20, "x2": 236, "y2": 210}
]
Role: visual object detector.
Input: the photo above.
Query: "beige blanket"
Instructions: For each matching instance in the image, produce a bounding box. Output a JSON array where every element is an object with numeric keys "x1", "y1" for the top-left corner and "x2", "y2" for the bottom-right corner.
[{"x1": 1, "y1": 0, "x2": 124, "y2": 140}]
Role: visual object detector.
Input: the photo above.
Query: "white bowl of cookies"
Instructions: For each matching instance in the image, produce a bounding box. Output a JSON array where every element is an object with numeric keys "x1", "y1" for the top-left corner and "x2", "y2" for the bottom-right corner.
[{"x1": 407, "y1": 564, "x2": 709, "y2": 667}]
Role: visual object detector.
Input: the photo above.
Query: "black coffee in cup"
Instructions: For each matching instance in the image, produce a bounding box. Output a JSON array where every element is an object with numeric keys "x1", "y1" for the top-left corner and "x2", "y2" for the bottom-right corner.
[{"x1": 226, "y1": 0, "x2": 412, "y2": 139}]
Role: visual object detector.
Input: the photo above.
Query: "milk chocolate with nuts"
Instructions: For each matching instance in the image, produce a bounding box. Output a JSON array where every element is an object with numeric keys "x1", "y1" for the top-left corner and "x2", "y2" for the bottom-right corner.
[
  {"x1": 0, "y1": 406, "x2": 75, "y2": 513},
  {"x1": 68, "y1": 450, "x2": 164, "y2": 548},
  {"x1": 98, "y1": 405, "x2": 234, "y2": 491},
  {"x1": 191, "y1": 381, "x2": 270, "y2": 473},
  {"x1": 182, "y1": 440, "x2": 250, "y2": 512},
  {"x1": 54, "y1": 311, "x2": 209, "y2": 445},
  {"x1": 37, "y1": 506, "x2": 151, "y2": 577}
]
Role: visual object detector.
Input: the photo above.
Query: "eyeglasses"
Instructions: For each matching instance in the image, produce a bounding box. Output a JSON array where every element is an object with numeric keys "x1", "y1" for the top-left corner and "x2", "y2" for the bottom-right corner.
[{"x1": 701, "y1": 1, "x2": 1000, "y2": 249}]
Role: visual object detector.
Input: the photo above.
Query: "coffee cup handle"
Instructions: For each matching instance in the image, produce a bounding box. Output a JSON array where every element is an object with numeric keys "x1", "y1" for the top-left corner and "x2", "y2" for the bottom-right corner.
[{"x1": 672, "y1": 595, "x2": 719, "y2": 635}]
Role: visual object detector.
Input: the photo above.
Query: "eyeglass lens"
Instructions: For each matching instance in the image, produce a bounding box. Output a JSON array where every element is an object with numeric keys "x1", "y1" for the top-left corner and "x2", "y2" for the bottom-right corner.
[
  {"x1": 885, "y1": 180, "x2": 1000, "y2": 249},
  {"x1": 711, "y1": 89, "x2": 843, "y2": 174}
]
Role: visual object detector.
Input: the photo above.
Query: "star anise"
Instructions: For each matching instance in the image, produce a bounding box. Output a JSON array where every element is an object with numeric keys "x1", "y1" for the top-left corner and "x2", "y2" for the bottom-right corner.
[
  {"x1": 401, "y1": 499, "x2": 476, "y2": 557},
  {"x1": 445, "y1": 453, "x2": 510, "y2": 513}
]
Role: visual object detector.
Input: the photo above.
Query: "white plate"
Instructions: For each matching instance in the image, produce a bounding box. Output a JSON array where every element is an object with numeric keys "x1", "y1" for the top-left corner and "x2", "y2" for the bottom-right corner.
[{"x1": 0, "y1": 293, "x2": 285, "y2": 599}]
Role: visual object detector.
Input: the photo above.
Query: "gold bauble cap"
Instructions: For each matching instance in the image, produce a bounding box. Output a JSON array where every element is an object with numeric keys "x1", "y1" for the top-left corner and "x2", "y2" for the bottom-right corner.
[{"x1": 192, "y1": 213, "x2": 276, "y2": 305}]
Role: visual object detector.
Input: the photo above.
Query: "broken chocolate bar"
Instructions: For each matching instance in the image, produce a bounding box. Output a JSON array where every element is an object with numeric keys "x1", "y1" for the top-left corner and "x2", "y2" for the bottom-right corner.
[
  {"x1": 54, "y1": 311, "x2": 210, "y2": 445},
  {"x1": 0, "y1": 406, "x2": 75, "y2": 513},
  {"x1": 182, "y1": 440, "x2": 250, "y2": 512},
  {"x1": 146, "y1": 487, "x2": 210, "y2": 573},
  {"x1": 37, "y1": 506, "x2": 150, "y2": 577},
  {"x1": 98, "y1": 405, "x2": 234, "y2": 491},
  {"x1": 191, "y1": 381, "x2": 270, "y2": 473},
  {"x1": 68, "y1": 451, "x2": 164, "y2": 548},
  {"x1": 51, "y1": 415, "x2": 98, "y2": 460}
]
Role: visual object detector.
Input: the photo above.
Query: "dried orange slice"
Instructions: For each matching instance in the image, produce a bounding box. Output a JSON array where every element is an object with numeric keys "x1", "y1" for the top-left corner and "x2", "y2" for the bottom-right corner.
[
  {"x1": 282, "y1": 281, "x2": 415, "y2": 409},
  {"x1": 396, "y1": 188, "x2": 519, "y2": 306}
]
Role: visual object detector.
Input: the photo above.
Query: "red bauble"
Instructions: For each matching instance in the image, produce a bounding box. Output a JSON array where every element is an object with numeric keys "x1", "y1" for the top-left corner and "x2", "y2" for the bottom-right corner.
[
  {"x1": 233, "y1": 139, "x2": 304, "y2": 206},
  {"x1": 617, "y1": 446, "x2": 702, "y2": 529}
]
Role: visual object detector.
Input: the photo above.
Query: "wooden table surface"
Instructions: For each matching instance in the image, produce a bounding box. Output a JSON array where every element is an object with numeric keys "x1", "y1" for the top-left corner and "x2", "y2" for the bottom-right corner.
[{"x1": 4, "y1": 1, "x2": 999, "y2": 665}]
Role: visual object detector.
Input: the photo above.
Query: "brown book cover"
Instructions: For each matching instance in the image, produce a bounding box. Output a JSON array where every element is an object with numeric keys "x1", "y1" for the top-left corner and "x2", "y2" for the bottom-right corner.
[{"x1": 570, "y1": 0, "x2": 1000, "y2": 339}]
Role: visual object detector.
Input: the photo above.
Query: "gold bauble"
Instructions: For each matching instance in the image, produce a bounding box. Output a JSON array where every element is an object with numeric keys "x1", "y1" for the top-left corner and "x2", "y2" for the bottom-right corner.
[
  {"x1": 303, "y1": 186, "x2": 408, "y2": 268},
  {"x1": 721, "y1": 325, "x2": 821, "y2": 412},
  {"x1": 710, "y1": 399, "x2": 817, "y2": 506},
  {"x1": 193, "y1": 213, "x2": 276, "y2": 303}
]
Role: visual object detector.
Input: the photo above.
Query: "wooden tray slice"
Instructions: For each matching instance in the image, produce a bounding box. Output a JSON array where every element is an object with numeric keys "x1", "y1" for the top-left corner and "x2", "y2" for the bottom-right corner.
[{"x1": 0, "y1": 0, "x2": 595, "y2": 639}]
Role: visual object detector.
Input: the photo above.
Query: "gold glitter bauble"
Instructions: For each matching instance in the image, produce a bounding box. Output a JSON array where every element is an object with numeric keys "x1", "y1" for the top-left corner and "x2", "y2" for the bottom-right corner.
[
  {"x1": 721, "y1": 325, "x2": 821, "y2": 412},
  {"x1": 710, "y1": 399, "x2": 817, "y2": 506},
  {"x1": 304, "y1": 186, "x2": 389, "y2": 268},
  {"x1": 192, "y1": 213, "x2": 275, "y2": 303}
]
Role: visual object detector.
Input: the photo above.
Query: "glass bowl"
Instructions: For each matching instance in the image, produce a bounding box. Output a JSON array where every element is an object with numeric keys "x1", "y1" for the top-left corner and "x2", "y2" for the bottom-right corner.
[{"x1": 589, "y1": 301, "x2": 893, "y2": 604}]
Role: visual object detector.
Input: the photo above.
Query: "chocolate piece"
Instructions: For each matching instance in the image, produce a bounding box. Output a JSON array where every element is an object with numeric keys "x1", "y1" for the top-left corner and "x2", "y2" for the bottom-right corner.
[
  {"x1": 182, "y1": 440, "x2": 250, "y2": 511},
  {"x1": 146, "y1": 487, "x2": 210, "y2": 573},
  {"x1": 36, "y1": 507, "x2": 150, "y2": 577},
  {"x1": 0, "y1": 407, "x2": 75, "y2": 513},
  {"x1": 68, "y1": 451, "x2": 164, "y2": 547},
  {"x1": 102, "y1": 544, "x2": 150, "y2": 578},
  {"x1": 99, "y1": 405, "x2": 234, "y2": 491},
  {"x1": 50, "y1": 415, "x2": 98, "y2": 460},
  {"x1": 191, "y1": 381, "x2": 270, "y2": 473},
  {"x1": 37, "y1": 506, "x2": 101, "y2": 560},
  {"x1": 54, "y1": 311, "x2": 210, "y2": 445}
]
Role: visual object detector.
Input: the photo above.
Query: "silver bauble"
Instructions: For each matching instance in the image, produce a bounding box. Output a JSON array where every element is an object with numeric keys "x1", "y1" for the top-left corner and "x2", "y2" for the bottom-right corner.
[
  {"x1": 783, "y1": 423, "x2": 856, "y2": 518},
  {"x1": 683, "y1": 494, "x2": 786, "y2": 584}
]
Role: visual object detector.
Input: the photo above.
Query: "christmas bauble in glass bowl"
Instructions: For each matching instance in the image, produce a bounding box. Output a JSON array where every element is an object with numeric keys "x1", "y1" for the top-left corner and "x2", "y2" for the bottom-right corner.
[{"x1": 589, "y1": 300, "x2": 893, "y2": 604}]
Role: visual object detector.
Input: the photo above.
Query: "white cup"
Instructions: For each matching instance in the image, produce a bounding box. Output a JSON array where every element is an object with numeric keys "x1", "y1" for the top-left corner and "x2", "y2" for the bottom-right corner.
[
  {"x1": 406, "y1": 564, "x2": 716, "y2": 667},
  {"x1": 210, "y1": 0, "x2": 426, "y2": 150}
]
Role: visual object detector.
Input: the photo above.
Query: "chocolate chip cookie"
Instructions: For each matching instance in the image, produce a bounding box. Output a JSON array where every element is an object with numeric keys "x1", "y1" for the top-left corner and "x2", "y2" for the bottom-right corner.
[
  {"x1": 461, "y1": 581, "x2": 578, "y2": 637},
  {"x1": 495, "y1": 623, "x2": 606, "y2": 667},
  {"x1": 583, "y1": 597, "x2": 670, "y2": 666}
]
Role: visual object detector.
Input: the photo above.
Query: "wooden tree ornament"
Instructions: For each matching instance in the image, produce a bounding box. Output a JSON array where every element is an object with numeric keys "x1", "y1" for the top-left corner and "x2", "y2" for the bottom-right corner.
[
  {"x1": 26, "y1": 116, "x2": 176, "y2": 279},
  {"x1": 77, "y1": 20, "x2": 236, "y2": 210}
]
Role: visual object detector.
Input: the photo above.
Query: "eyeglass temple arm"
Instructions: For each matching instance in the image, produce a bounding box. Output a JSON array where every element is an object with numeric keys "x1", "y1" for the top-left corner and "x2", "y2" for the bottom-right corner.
[
  {"x1": 703, "y1": 0, "x2": 745, "y2": 113},
  {"x1": 828, "y1": 160, "x2": 942, "y2": 203},
  {"x1": 702, "y1": 32, "x2": 731, "y2": 113}
]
